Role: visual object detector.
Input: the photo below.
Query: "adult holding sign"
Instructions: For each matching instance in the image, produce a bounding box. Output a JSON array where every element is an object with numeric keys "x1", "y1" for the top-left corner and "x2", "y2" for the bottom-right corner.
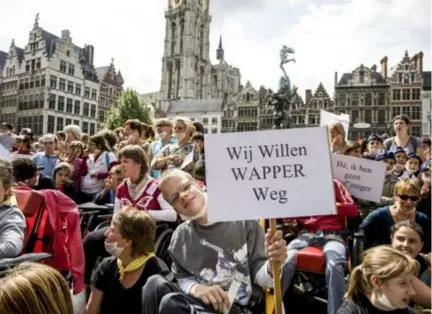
[
  {"x1": 142, "y1": 168, "x2": 288, "y2": 314},
  {"x1": 320, "y1": 110, "x2": 350, "y2": 140}
]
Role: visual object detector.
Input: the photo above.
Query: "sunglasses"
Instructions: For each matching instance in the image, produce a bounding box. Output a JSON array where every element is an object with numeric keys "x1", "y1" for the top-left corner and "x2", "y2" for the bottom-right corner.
[{"x1": 398, "y1": 195, "x2": 419, "y2": 202}]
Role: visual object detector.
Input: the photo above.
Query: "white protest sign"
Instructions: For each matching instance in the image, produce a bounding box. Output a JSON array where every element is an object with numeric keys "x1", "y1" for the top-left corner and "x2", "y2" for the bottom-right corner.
[
  {"x1": 332, "y1": 154, "x2": 386, "y2": 203},
  {"x1": 0, "y1": 144, "x2": 11, "y2": 161},
  {"x1": 204, "y1": 127, "x2": 336, "y2": 222},
  {"x1": 320, "y1": 109, "x2": 350, "y2": 139}
]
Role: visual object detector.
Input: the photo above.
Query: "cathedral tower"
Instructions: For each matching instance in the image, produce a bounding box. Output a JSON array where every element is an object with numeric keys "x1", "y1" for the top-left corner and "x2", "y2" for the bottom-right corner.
[{"x1": 160, "y1": 0, "x2": 212, "y2": 107}]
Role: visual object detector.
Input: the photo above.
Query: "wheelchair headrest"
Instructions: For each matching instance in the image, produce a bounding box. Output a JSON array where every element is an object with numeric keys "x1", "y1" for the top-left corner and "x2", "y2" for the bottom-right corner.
[{"x1": 13, "y1": 188, "x2": 44, "y2": 217}]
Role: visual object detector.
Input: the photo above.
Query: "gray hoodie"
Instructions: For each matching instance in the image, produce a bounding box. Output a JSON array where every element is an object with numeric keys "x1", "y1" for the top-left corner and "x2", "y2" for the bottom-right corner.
[{"x1": 0, "y1": 203, "x2": 26, "y2": 259}]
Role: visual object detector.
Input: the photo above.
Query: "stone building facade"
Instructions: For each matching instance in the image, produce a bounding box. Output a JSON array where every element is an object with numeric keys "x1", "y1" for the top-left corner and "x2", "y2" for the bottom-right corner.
[
  {"x1": 158, "y1": 0, "x2": 241, "y2": 113},
  {"x1": 0, "y1": 15, "x2": 100, "y2": 135},
  {"x1": 421, "y1": 71, "x2": 431, "y2": 137},
  {"x1": 334, "y1": 63, "x2": 390, "y2": 139},
  {"x1": 96, "y1": 59, "x2": 124, "y2": 127},
  {"x1": 388, "y1": 51, "x2": 423, "y2": 137}
]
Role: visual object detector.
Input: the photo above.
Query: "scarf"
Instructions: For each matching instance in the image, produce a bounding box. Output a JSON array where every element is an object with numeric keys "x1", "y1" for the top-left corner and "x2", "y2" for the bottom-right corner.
[
  {"x1": 127, "y1": 176, "x2": 149, "y2": 199},
  {"x1": 117, "y1": 253, "x2": 155, "y2": 281}
]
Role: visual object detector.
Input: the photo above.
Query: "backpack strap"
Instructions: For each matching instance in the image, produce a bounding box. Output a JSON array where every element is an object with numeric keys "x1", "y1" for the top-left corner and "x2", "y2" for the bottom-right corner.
[
  {"x1": 24, "y1": 200, "x2": 46, "y2": 253},
  {"x1": 105, "y1": 152, "x2": 110, "y2": 170}
]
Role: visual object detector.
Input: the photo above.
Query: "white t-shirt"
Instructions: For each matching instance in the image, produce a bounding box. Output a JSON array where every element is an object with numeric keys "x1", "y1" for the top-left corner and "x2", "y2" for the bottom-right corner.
[{"x1": 81, "y1": 151, "x2": 117, "y2": 194}]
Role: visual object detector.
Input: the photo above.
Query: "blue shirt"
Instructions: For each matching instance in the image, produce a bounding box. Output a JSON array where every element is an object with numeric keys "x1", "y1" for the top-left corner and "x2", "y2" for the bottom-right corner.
[
  {"x1": 150, "y1": 137, "x2": 176, "y2": 179},
  {"x1": 32, "y1": 152, "x2": 59, "y2": 177}
]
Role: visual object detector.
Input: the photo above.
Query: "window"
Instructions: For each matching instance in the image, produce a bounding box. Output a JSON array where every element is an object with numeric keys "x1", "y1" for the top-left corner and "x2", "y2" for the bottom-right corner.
[
  {"x1": 75, "y1": 84, "x2": 81, "y2": 96},
  {"x1": 211, "y1": 128, "x2": 217, "y2": 133},
  {"x1": 402, "y1": 89, "x2": 410, "y2": 101},
  {"x1": 24, "y1": 78, "x2": 29, "y2": 89},
  {"x1": 202, "y1": 118, "x2": 208, "y2": 124},
  {"x1": 65, "y1": 118, "x2": 72, "y2": 126},
  {"x1": 57, "y1": 96, "x2": 65, "y2": 112},
  {"x1": 57, "y1": 117, "x2": 64, "y2": 131},
  {"x1": 82, "y1": 122, "x2": 89, "y2": 133},
  {"x1": 74, "y1": 100, "x2": 80, "y2": 115},
  {"x1": 36, "y1": 58, "x2": 41, "y2": 69},
  {"x1": 59, "y1": 79, "x2": 66, "y2": 91},
  {"x1": 351, "y1": 110, "x2": 359, "y2": 123},
  {"x1": 67, "y1": 81, "x2": 74, "y2": 93},
  {"x1": 66, "y1": 98, "x2": 73, "y2": 113},
  {"x1": 91, "y1": 89, "x2": 97, "y2": 100},
  {"x1": 378, "y1": 110, "x2": 386, "y2": 123},
  {"x1": 392, "y1": 107, "x2": 401, "y2": 118},
  {"x1": 48, "y1": 115, "x2": 55, "y2": 133},
  {"x1": 403, "y1": 73, "x2": 410, "y2": 84},
  {"x1": 351, "y1": 93, "x2": 359, "y2": 106},
  {"x1": 41, "y1": 75, "x2": 46, "y2": 87},
  {"x1": 50, "y1": 75, "x2": 57, "y2": 89},
  {"x1": 68, "y1": 64, "x2": 75, "y2": 76},
  {"x1": 25, "y1": 61, "x2": 30, "y2": 73},
  {"x1": 392, "y1": 89, "x2": 401, "y2": 101},
  {"x1": 378, "y1": 93, "x2": 386, "y2": 106},
  {"x1": 30, "y1": 77, "x2": 35, "y2": 89},
  {"x1": 211, "y1": 117, "x2": 218, "y2": 125},
  {"x1": 364, "y1": 110, "x2": 372, "y2": 121},
  {"x1": 411, "y1": 88, "x2": 420, "y2": 100},
  {"x1": 73, "y1": 120, "x2": 80, "y2": 126},
  {"x1": 364, "y1": 93, "x2": 372, "y2": 106},
  {"x1": 90, "y1": 104, "x2": 96, "y2": 118},
  {"x1": 402, "y1": 106, "x2": 410, "y2": 116},
  {"x1": 48, "y1": 94, "x2": 56, "y2": 110},
  {"x1": 359, "y1": 70, "x2": 365, "y2": 83},
  {"x1": 84, "y1": 87, "x2": 90, "y2": 98},
  {"x1": 83, "y1": 103, "x2": 89, "y2": 116},
  {"x1": 89, "y1": 123, "x2": 95, "y2": 135},
  {"x1": 411, "y1": 106, "x2": 421, "y2": 120},
  {"x1": 60, "y1": 60, "x2": 67, "y2": 73},
  {"x1": 411, "y1": 126, "x2": 421, "y2": 137},
  {"x1": 35, "y1": 76, "x2": 40, "y2": 88}
]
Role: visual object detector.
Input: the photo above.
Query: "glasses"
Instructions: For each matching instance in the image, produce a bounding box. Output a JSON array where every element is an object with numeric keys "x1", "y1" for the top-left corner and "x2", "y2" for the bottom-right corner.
[{"x1": 398, "y1": 195, "x2": 419, "y2": 202}]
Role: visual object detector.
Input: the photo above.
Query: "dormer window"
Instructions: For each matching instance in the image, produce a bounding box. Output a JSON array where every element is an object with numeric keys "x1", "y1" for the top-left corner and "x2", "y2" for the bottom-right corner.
[
  {"x1": 246, "y1": 93, "x2": 250, "y2": 101},
  {"x1": 359, "y1": 70, "x2": 365, "y2": 83},
  {"x1": 403, "y1": 73, "x2": 409, "y2": 84}
]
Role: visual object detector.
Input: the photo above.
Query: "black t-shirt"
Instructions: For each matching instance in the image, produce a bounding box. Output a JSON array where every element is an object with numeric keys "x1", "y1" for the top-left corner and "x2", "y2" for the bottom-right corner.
[
  {"x1": 91, "y1": 256, "x2": 169, "y2": 314},
  {"x1": 337, "y1": 293, "x2": 419, "y2": 314}
]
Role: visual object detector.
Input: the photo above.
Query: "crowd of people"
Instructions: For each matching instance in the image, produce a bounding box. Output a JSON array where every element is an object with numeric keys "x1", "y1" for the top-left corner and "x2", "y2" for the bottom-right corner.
[{"x1": 0, "y1": 113, "x2": 429, "y2": 314}]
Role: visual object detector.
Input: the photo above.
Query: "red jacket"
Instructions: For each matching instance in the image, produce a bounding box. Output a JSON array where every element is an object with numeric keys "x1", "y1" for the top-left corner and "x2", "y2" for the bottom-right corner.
[
  {"x1": 284, "y1": 179, "x2": 358, "y2": 232},
  {"x1": 15, "y1": 188, "x2": 85, "y2": 294}
]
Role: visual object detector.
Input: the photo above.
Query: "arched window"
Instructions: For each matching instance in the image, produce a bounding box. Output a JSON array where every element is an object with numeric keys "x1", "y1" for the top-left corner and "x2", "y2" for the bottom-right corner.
[
  {"x1": 180, "y1": 19, "x2": 185, "y2": 53},
  {"x1": 171, "y1": 22, "x2": 176, "y2": 56},
  {"x1": 199, "y1": 24, "x2": 204, "y2": 59}
]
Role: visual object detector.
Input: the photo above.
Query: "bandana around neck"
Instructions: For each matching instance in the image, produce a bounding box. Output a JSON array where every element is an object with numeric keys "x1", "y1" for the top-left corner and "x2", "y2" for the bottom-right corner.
[{"x1": 117, "y1": 253, "x2": 155, "y2": 281}]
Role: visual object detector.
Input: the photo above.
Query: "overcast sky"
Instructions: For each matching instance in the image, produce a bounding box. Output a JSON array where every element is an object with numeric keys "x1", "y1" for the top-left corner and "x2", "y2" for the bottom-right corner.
[{"x1": 0, "y1": 0, "x2": 430, "y2": 99}]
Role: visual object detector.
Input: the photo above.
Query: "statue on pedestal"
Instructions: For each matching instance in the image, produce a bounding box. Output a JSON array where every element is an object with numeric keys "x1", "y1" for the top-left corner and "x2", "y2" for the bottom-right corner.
[{"x1": 269, "y1": 45, "x2": 297, "y2": 129}]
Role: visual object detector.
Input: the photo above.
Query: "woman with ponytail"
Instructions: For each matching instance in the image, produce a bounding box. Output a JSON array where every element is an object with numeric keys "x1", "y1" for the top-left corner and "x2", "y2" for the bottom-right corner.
[{"x1": 338, "y1": 246, "x2": 419, "y2": 314}]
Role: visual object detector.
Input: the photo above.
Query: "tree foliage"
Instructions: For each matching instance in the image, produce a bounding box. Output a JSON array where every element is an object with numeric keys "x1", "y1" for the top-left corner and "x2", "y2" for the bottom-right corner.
[{"x1": 103, "y1": 89, "x2": 152, "y2": 129}]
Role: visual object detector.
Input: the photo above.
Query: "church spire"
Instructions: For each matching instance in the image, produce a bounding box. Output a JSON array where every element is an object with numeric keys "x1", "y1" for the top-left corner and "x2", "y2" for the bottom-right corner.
[
  {"x1": 216, "y1": 35, "x2": 224, "y2": 61},
  {"x1": 34, "y1": 13, "x2": 40, "y2": 29}
]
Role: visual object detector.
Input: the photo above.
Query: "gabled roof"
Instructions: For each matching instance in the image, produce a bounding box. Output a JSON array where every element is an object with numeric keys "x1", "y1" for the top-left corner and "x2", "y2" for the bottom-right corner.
[
  {"x1": 42, "y1": 30, "x2": 59, "y2": 57},
  {"x1": 167, "y1": 99, "x2": 223, "y2": 114},
  {"x1": 337, "y1": 67, "x2": 387, "y2": 86},
  {"x1": 0, "y1": 51, "x2": 7, "y2": 71},
  {"x1": 423, "y1": 71, "x2": 431, "y2": 91},
  {"x1": 95, "y1": 66, "x2": 110, "y2": 80},
  {"x1": 312, "y1": 82, "x2": 330, "y2": 98}
]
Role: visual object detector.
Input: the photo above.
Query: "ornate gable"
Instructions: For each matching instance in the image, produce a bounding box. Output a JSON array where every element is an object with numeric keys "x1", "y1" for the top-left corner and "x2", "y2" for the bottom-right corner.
[
  {"x1": 312, "y1": 82, "x2": 330, "y2": 99},
  {"x1": 389, "y1": 50, "x2": 423, "y2": 84}
]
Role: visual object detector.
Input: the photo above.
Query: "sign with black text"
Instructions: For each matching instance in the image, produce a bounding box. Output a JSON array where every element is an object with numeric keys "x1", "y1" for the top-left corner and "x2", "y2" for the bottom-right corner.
[
  {"x1": 204, "y1": 127, "x2": 336, "y2": 222},
  {"x1": 332, "y1": 154, "x2": 386, "y2": 203}
]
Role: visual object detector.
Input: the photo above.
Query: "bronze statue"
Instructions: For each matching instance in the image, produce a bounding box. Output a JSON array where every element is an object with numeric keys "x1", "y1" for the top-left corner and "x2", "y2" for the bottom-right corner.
[{"x1": 270, "y1": 45, "x2": 297, "y2": 129}]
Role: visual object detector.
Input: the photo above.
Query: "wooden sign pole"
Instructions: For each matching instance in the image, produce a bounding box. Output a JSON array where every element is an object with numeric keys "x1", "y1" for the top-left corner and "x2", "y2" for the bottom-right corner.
[{"x1": 270, "y1": 218, "x2": 283, "y2": 314}]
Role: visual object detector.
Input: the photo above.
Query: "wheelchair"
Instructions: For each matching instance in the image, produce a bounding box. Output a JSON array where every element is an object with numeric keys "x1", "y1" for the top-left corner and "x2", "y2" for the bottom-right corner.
[
  {"x1": 0, "y1": 253, "x2": 52, "y2": 275},
  {"x1": 259, "y1": 218, "x2": 364, "y2": 314}
]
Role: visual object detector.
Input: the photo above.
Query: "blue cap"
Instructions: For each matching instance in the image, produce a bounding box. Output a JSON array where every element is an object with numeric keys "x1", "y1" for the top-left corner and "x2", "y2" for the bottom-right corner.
[
  {"x1": 392, "y1": 146, "x2": 407, "y2": 156},
  {"x1": 376, "y1": 151, "x2": 395, "y2": 161},
  {"x1": 407, "y1": 153, "x2": 422, "y2": 164},
  {"x1": 367, "y1": 134, "x2": 383, "y2": 143}
]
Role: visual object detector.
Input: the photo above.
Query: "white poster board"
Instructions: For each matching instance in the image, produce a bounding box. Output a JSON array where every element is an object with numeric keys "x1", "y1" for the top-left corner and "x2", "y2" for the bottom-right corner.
[
  {"x1": 204, "y1": 127, "x2": 336, "y2": 222},
  {"x1": 0, "y1": 144, "x2": 11, "y2": 161},
  {"x1": 332, "y1": 154, "x2": 386, "y2": 203},
  {"x1": 320, "y1": 109, "x2": 350, "y2": 139}
]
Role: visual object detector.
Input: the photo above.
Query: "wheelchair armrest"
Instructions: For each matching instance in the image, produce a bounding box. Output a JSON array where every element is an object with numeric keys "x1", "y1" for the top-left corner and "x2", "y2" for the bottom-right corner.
[
  {"x1": 79, "y1": 210, "x2": 101, "y2": 217},
  {"x1": 97, "y1": 214, "x2": 113, "y2": 220},
  {"x1": 353, "y1": 229, "x2": 364, "y2": 238},
  {"x1": 0, "y1": 253, "x2": 52, "y2": 269}
]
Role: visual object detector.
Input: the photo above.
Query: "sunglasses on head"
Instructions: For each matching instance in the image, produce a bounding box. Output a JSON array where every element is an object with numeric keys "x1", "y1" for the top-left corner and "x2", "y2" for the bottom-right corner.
[{"x1": 398, "y1": 195, "x2": 419, "y2": 202}]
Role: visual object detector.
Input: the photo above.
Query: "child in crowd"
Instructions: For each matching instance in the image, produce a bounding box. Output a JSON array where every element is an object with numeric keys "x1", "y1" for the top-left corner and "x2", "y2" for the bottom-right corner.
[
  {"x1": 392, "y1": 147, "x2": 408, "y2": 176},
  {"x1": 53, "y1": 162, "x2": 76, "y2": 200},
  {"x1": 94, "y1": 165, "x2": 124, "y2": 205},
  {"x1": 399, "y1": 153, "x2": 422, "y2": 179}
]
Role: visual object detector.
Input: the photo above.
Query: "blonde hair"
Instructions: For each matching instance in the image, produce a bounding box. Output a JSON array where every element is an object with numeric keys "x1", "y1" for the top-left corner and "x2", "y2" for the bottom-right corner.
[
  {"x1": 0, "y1": 262, "x2": 73, "y2": 314},
  {"x1": 159, "y1": 168, "x2": 193, "y2": 189},
  {"x1": 394, "y1": 178, "x2": 421, "y2": 197},
  {"x1": 346, "y1": 246, "x2": 419, "y2": 300},
  {"x1": 174, "y1": 117, "x2": 196, "y2": 137},
  {"x1": 112, "y1": 208, "x2": 156, "y2": 257}
]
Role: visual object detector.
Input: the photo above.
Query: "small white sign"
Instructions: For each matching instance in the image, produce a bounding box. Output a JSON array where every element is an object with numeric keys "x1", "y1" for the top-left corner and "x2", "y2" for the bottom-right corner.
[
  {"x1": 205, "y1": 127, "x2": 336, "y2": 222},
  {"x1": 320, "y1": 109, "x2": 350, "y2": 140},
  {"x1": 332, "y1": 154, "x2": 386, "y2": 203}
]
